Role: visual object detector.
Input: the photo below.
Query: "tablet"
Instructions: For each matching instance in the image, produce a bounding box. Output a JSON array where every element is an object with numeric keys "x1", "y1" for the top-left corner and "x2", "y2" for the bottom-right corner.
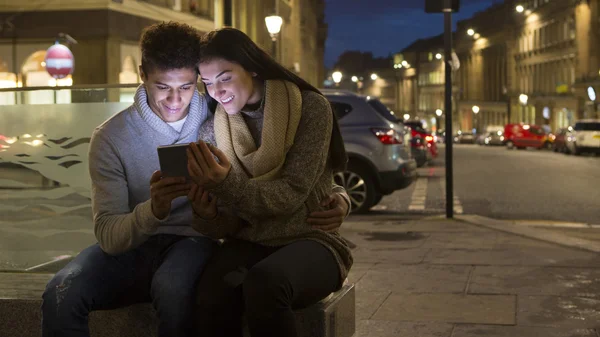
[{"x1": 157, "y1": 143, "x2": 190, "y2": 178}]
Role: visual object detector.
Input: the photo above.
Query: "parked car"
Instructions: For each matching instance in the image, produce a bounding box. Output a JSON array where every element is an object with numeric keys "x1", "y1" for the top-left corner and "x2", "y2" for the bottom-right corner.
[
  {"x1": 477, "y1": 125, "x2": 504, "y2": 145},
  {"x1": 504, "y1": 123, "x2": 552, "y2": 150},
  {"x1": 483, "y1": 130, "x2": 505, "y2": 146},
  {"x1": 403, "y1": 120, "x2": 439, "y2": 165},
  {"x1": 566, "y1": 119, "x2": 600, "y2": 155},
  {"x1": 322, "y1": 89, "x2": 417, "y2": 213},
  {"x1": 453, "y1": 131, "x2": 476, "y2": 144},
  {"x1": 552, "y1": 127, "x2": 575, "y2": 154}
]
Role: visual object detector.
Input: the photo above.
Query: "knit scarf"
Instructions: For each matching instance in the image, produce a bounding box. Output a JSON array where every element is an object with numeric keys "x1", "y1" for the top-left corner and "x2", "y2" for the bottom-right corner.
[{"x1": 214, "y1": 80, "x2": 302, "y2": 180}]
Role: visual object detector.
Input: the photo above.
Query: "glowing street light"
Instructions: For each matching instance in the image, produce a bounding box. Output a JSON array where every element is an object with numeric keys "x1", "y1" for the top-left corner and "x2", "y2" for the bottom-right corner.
[
  {"x1": 351, "y1": 76, "x2": 358, "y2": 82},
  {"x1": 370, "y1": 73, "x2": 378, "y2": 80},
  {"x1": 516, "y1": 5, "x2": 524, "y2": 13},
  {"x1": 332, "y1": 71, "x2": 342, "y2": 84},
  {"x1": 403, "y1": 113, "x2": 410, "y2": 120},
  {"x1": 436, "y1": 109, "x2": 443, "y2": 117},
  {"x1": 472, "y1": 105, "x2": 480, "y2": 114},
  {"x1": 467, "y1": 28, "x2": 475, "y2": 36},
  {"x1": 265, "y1": 15, "x2": 283, "y2": 59},
  {"x1": 473, "y1": 33, "x2": 481, "y2": 40},
  {"x1": 435, "y1": 53, "x2": 442, "y2": 60},
  {"x1": 519, "y1": 94, "x2": 529, "y2": 105}
]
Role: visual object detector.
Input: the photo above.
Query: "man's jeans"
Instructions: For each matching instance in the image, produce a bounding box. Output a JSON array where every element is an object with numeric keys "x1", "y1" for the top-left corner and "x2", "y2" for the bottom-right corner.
[{"x1": 41, "y1": 234, "x2": 217, "y2": 337}]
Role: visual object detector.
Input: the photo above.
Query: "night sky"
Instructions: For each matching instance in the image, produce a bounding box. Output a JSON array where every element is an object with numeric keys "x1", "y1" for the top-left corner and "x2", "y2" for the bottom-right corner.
[{"x1": 324, "y1": 0, "x2": 499, "y2": 67}]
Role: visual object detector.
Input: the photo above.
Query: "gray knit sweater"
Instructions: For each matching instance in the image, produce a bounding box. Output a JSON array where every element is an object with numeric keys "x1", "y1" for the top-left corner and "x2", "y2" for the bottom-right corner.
[
  {"x1": 193, "y1": 90, "x2": 353, "y2": 287},
  {"x1": 89, "y1": 86, "x2": 209, "y2": 255}
]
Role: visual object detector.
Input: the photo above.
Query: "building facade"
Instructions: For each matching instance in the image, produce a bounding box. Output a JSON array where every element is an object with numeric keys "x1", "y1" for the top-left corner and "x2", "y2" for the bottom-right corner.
[
  {"x1": 385, "y1": 0, "x2": 600, "y2": 135},
  {"x1": 0, "y1": 0, "x2": 327, "y2": 103},
  {"x1": 393, "y1": 35, "x2": 460, "y2": 133},
  {"x1": 455, "y1": 1, "x2": 515, "y2": 133}
]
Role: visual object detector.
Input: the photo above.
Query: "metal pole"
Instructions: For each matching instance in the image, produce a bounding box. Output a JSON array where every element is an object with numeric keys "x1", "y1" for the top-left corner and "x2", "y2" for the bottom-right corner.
[
  {"x1": 272, "y1": 39, "x2": 277, "y2": 61},
  {"x1": 443, "y1": 5, "x2": 454, "y2": 219}
]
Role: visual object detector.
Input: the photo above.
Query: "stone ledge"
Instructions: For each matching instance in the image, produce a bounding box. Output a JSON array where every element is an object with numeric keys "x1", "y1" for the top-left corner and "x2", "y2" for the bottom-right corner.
[{"x1": 0, "y1": 272, "x2": 355, "y2": 337}]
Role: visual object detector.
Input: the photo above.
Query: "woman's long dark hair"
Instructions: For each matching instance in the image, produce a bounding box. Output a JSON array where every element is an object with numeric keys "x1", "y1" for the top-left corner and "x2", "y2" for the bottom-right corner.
[{"x1": 198, "y1": 28, "x2": 347, "y2": 173}]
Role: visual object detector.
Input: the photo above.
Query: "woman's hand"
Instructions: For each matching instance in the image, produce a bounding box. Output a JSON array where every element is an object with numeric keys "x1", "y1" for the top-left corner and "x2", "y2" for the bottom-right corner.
[
  {"x1": 187, "y1": 141, "x2": 232, "y2": 189},
  {"x1": 307, "y1": 193, "x2": 350, "y2": 232},
  {"x1": 188, "y1": 184, "x2": 218, "y2": 220}
]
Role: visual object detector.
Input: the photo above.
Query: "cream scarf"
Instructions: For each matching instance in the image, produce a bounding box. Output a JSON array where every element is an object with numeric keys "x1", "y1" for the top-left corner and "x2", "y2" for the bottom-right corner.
[{"x1": 214, "y1": 80, "x2": 302, "y2": 180}]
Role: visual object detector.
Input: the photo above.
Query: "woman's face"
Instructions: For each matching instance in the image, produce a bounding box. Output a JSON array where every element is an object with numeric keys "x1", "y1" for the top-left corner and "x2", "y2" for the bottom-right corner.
[{"x1": 199, "y1": 58, "x2": 263, "y2": 115}]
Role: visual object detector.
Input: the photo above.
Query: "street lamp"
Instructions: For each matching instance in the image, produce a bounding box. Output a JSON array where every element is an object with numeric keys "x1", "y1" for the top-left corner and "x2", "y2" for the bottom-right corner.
[
  {"x1": 472, "y1": 106, "x2": 480, "y2": 133},
  {"x1": 436, "y1": 109, "x2": 443, "y2": 117},
  {"x1": 265, "y1": 15, "x2": 283, "y2": 59},
  {"x1": 435, "y1": 53, "x2": 442, "y2": 60},
  {"x1": 403, "y1": 113, "x2": 410, "y2": 120},
  {"x1": 467, "y1": 28, "x2": 475, "y2": 36},
  {"x1": 332, "y1": 71, "x2": 342, "y2": 86},
  {"x1": 351, "y1": 76, "x2": 358, "y2": 82},
  {"x1": 370, "y1": 73, "x2": 378, "y2": 80},
  {"x1": 519, "y1": 94, "x2": 528, "y2": 123},
  {"x1": 519, "y1": 94, "x2": 528, "y2": 105},
  {"x1": 516, "y1": 5, "x2": 524, "y2": 13}
]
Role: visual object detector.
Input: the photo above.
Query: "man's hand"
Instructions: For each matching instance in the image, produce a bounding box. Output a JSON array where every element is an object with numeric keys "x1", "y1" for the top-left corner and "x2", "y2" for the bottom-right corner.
[
  {"x1": 307, "y1": 193, "x2": 350, "y2": 232},
  {"x1": 188, "y1": 184, "x2": 218, "y2": 220},
  {"x1": 187, "y1": 141, "x2": 232, "y2": 189},
  {"x1": 149, "y1": 170, "x2": 192, "y2": 220}
]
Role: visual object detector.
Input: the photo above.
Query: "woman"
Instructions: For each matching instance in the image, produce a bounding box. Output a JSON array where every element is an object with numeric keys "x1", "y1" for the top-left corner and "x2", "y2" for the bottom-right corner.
[{"x1": 187, "y1": 28, "x2": 352, "y2": 337}]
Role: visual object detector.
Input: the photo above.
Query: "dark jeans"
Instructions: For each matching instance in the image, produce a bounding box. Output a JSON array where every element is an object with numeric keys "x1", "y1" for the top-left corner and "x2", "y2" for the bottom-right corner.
[
  {"x1": 41, "y1": 234, "x2": 217, "y2": 337},
  {"x1": 195, "y1": 239, "x2": 340, "y2": 337}
]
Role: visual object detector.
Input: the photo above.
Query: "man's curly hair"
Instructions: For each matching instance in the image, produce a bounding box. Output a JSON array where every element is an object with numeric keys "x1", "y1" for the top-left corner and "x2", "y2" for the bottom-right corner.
[{"x1": 140, "y1": 21, "x2": 202, "y2": 74}]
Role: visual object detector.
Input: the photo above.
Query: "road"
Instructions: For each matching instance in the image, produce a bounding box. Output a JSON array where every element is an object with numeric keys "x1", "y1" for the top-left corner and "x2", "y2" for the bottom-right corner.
[{"x1": 371, "y1": 144, "x2": 600, "y2": 225}]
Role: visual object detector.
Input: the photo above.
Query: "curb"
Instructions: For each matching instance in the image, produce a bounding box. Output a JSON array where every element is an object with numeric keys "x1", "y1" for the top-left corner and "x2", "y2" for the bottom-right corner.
[{"x1": 457, "y1": 214, "x2": 600, "y2": 254}]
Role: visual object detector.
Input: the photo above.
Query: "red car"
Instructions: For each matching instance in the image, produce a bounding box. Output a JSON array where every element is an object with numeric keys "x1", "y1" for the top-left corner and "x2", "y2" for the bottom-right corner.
[
  {"x1": 504, "y1": 123, "x2": 552, "y2": 150},
  {"x1": 404, "y1": 121, "x2": 439, "y2": 159}
]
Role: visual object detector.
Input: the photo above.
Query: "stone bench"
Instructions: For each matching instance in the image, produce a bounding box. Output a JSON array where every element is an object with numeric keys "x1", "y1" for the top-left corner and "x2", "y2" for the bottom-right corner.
[{"x1": 0, "y1": 272, "x2": 355, "y2": 337}]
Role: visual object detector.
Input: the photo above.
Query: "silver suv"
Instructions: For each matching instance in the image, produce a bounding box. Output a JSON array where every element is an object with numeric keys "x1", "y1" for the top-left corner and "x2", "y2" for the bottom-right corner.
[{"x1": 322, "y1": 89, "x2": 417, "y2": 213}]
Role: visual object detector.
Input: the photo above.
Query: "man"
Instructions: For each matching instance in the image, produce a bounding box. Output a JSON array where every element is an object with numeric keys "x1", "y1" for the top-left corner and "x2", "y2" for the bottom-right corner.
[{"x1": 41, "y1": 22, "x2": 350, "y2": 337}]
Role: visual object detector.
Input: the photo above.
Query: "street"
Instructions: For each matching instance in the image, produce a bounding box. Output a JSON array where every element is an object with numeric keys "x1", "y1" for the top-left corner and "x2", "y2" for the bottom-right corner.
[{"x1": 370, "y1": 144, "x2": 600, "y2": 225}]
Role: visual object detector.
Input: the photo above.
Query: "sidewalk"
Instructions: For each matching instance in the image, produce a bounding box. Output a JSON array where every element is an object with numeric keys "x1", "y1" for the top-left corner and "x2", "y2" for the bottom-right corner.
[{"x1": 341, "y1": 215, "x2": 600, "y2": 337}]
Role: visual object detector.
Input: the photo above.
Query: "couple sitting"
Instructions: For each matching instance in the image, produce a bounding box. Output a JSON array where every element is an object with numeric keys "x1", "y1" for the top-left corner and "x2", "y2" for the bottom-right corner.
[{"x1": 41, "y1": 22, "x2": 353, "y2": 337}]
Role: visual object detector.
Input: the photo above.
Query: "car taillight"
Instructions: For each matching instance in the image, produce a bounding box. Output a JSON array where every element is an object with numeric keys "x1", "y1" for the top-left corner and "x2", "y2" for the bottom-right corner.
[
  {"x1": 425, "y1": 135, "x2": 434, "y2": 142},
  {"x1": 370, "y1": 128, "x2": 403, "y2": 144}
]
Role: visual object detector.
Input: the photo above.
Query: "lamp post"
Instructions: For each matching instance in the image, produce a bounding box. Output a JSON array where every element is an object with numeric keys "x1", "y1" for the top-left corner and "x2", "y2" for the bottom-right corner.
[
  {"x1": 265, "y1": 15, "x2": 283, "y2": 60},
  {"x1": 472, "y1": 105, "x2": 480, "y2": 133},
  {"x1": 519, "y1": 94, "x2": 528, "y2": 123}
]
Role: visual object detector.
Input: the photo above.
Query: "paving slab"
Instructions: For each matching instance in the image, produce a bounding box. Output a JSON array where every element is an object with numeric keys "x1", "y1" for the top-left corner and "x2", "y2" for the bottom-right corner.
[
  {"x1": 421, "y1": 232, "x2": 498, "y2": 249},
  {"x1": 355, "y1": 289, "x2": 390, "y2": 320},
  {"x1": 517, "y1": 296, "x2": 600, "y2": 329},
  {"x1": 372, "y1": 293, "x2": 516, "y2": 325},
  {"x1": 452, "y1": 325, "x2": 597, "y2": 337},
  {"x1": 494, "y1": 233, "x2": 565, "y2": 249},
  {"x1": 468, "y1": 266, "x2": 600, "y2": 299},
  {"x1": 347, "y1": 263, "x2": 372, "y2": 284},
  {"x1": 401, "y1": 221, "x2": 489, "y2": 233},
  {"x1": 352, "y1": 248, "x2": 429, "y2": 264},
  {"x1": 342, "y1": 230, "x2": 428, "y2": 249},
  {"x1": 424, "y1": 246, "x2": 600, "y2": 267},
  {"x1": 355, "y1": 320, "x2": 453, "y2": 337},
  {"x1": 356, "y1": 265, "x2": 471, "y2": 293}
]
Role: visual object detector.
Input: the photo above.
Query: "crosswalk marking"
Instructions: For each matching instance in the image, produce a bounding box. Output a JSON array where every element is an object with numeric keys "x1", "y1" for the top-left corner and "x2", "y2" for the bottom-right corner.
[{"x1": 408, "y1": 178, "x2": 428, "y2": 210}]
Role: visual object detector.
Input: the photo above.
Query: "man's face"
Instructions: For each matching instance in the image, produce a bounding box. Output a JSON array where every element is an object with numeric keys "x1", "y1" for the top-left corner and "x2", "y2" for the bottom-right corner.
[{"x1": 140, "y1": 66, "x2": 198, "y2": 122}]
